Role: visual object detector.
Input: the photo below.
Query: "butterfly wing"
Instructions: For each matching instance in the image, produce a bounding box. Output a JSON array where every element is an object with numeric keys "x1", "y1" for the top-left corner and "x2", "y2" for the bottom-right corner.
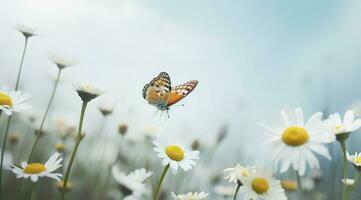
[
  {"x1": 167, "y1": 80, "x2": 198, "y2": 107},
  {"x1": 143, "y1": 72, "x2": 172, "y2": 108}
]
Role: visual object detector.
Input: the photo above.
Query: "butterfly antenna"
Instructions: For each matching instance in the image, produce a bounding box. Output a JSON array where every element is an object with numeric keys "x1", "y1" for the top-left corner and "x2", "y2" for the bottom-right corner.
[{"x1": 166, "y1": 110, "x2": 170, "y2": 118}]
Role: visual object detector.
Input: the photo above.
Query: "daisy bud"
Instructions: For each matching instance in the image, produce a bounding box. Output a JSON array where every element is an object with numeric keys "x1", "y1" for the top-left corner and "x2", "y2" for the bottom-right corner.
[
  {"x1": 9, "y1": 134, "x2": 19, "y2": 145},
  {"x1": 16, "y1": 24, "x2": 37, "y2": 38},
  {"x1": 55, "y1": 143, "x2": 65, "y2": 152},
  {"x1": 118, "y1": 124, "x2": 128, "y2": 136},
  {"x1": 57, "y1": 181, "x2": 72, "y2": 192},
  {"x1": 281, "y1": 180, "x2": 297, "y2": 191},
  {"x1": 191, "y1": 140, "x2": 200, "y2": 150}
]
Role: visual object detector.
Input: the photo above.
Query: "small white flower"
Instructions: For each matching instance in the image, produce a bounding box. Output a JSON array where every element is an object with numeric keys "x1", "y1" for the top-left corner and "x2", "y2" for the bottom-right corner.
[
  {"x1": 261, "y1": 107, "x2": 335, "y2": 175},
  {"x1": 9, "y1": 152, "x2": 62, "y2": 182},
  {"x1": 241, "y1": 166, "x2": 286, "y2": 200},
  {"x1": 49, "y1": 54, "x2": 76, "y2": 70},
  {"x1": 171, "y1": 192, "x2": 209, "y2": 200},
  {"x1": 112, "y1": 166, "x2": 153, "y2": 197},
  {"x1": 0, "y1": 86, "x2": 30, "y2": 116},
  {"x1": 74, "y1": 83, "x2": 103, "y2": 102},
  {"x1": 346, "y1": 151, "x2": 361, "y2": 168},
  {"x1": 99, "y1": 101, "x2": 115, "y2": 116},
  {"x1": 341, "y1": 178, "x2": 355, "y2": 186},
  {"x1": 16, "y1": 24, "x2": 37, "y2": 38},
  {"x1": 324, "y1": 110, "x2": 361, "y2": 135},
  {"x1": 224, "y1": 164, "x2": 250, "y2": 184},
  {"x1": 153, "y1": 134, "x2": 200, "y2": 174}
]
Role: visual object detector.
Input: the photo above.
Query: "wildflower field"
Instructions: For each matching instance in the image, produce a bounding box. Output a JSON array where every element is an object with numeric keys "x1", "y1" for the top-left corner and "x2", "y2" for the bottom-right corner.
[{"x1": 1, "y1": 1, "x2": 361, "y2": 200}]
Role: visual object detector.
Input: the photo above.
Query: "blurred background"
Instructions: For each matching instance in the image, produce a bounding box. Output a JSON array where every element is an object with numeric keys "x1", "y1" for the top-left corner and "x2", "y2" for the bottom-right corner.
[{"x1": 1, "y1": 0, "x2": 361, "y2": 199}]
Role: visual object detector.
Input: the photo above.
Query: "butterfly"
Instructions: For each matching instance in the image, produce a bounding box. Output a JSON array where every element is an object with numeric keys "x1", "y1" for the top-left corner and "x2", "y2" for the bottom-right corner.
[{"x1": 143, "y1": 72, "x2": 198, "y2": 113}]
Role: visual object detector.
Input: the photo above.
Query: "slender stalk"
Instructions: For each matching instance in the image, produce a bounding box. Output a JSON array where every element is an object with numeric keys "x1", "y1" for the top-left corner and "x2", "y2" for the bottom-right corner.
[
  {"x1": 340, "y1": 140, "x2": 348, "y2": 200},
  {"x1": 351, "y1": 171, "x2": 361, "y2": 191},
  {"x1": 15, "y1": 37, "x2": 29, "y2": 90},
  {"x1": 233, "y1": 182, "x2": 241, "y2": 200},
  {"x1": 344, "y1": 187, "x2": 351, "y2": 200},
  {"x1": 15, "y1": 181, "x2": 22, "y2": 200},
  {"x1": 153, "y1": 164, "x2": 170, "y2": 200},
  {"x1": 61, "y1": 101, "x2": 88, "y2": 200},
  {"x1": 0, "y1": 116, "x2": 12, "y2": 200},
  {"x1": 30, "y1": 183, "x2": 39, "y2": 200},
  {"x1": 296, "y1": 171, "x2": 303, "y2": 200},
  {"x1": 28, "y1": 68, "x2": 62, "y2": 162}
]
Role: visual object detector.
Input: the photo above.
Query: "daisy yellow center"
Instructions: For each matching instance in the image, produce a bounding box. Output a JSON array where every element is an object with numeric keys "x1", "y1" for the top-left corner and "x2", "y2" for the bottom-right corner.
[
  {"x1": 165, "y1": 145, "x2": 184, "y2": 161},
  {"x1": 0, "y1": 92, "x2": 12, "y2": 107},
  {"x1": 282, "y1": 126, "x2": 309, "y2": 146},
  {"x1": 252, "y1": 177, "x2": 270, "y2": 194},
  {"x1": 355, "y1": 156, "x2": 361, "y2": 164},
  {"x1": 335, "y1": 125, "x2": 342, "y2": 131},
  {"x1": 23, "y1": 163, "x2": 46, "y2": 174}
]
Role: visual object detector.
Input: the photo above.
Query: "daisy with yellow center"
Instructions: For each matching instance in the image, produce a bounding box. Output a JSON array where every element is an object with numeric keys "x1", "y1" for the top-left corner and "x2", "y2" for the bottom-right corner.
[
  {"x1": 9, "y1": 152, "x2": 62, "y2": 182},
  {"x1": 260, "y1": 108, "x2": 335, "y2": 176},
  {"x1": 346, "y1": 151, "x2": 361, "y2": 169},
  {"x1": 0, "y1": 86, "x2": 30, "y2": 116},
  {"x1": 152, "y1": 134, "x2": 200, "y2": 200},
  {"x1": 171, "y1": 192, "x2": 209, "y2": 200},
  {"x1": 281, "y1": 180, "x2": 297, "y2": 191},
  {"x1": 224, "y1": 164, "x2": 250, "y2": 200},
  {"x1": 240, "y1": 166, "x2": 286, "y2": 200},
  {"x1": 324, "y1": 110, "x2": 361, "y2": 138}
]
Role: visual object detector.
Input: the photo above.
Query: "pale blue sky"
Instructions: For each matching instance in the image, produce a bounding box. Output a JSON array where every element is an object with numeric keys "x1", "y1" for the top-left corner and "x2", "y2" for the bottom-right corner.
[{"x1": 1, "y1": 0, "x2": 361, "y2": 164}]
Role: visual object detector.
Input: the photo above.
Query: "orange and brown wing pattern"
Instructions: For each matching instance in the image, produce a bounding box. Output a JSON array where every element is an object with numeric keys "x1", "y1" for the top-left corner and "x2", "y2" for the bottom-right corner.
[
  {"x1": 167, "y1": 80, "x2": 198, "y2": 106},
  {"x1": 143, "y1": 72, "x2": 172, "y2": 106}
]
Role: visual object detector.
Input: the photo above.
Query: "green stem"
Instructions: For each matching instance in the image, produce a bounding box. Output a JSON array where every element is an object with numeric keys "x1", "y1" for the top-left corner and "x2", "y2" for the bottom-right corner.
[
  {"x1": 0, "y1": 116, "x2": 12, "y2": 200},
  {"x1": 61, "y1": 101, "x2": 88, "y2": 200},
  {"x1": 296, "y1": 171, "x2": 303, "y2": 200},
  {"x1": 340, "y1": 140, "x2": 348, "y2": 200},
  {"x1": 15, "y1": 37, "x2": 29, "y2": 90},
  {"x1": 30, "y1": 183, "x2": 38, "y2": 200},
  {"x1": 352, "y1": 172, "x2": 361, "y2": 191},
  {"x1": 233, "y1": 183, "x2": 241, "y2": 200},
  {"x1": 344, "y1": 187, "x2": 351, "y2": 200},
  {"x1": 15, "y1": 181, "x2": 22, "y2": 200},
  {"x1": 28, "y1": 68, "x2": 62, "y2": 162},
  {"x1": 153, "y1": 164, "x2": 170, "y2": 200}
]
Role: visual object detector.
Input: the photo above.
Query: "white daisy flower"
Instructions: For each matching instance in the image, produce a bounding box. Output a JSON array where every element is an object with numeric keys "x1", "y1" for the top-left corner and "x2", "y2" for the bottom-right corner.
[
  {"x1": 16, "y1": 24, "x2": 37, "y2": 38},
  {"x1": 74, "y1": 83, "x2": 103, "y2": 102},
  {"x1": 49, "y1": 54, "x2": 76, "y2": 70},
  {"x1": 324, "y1": 110, "x2": 361, "y2": 137},
  {"x1": 341, "y1": 178, "x2": 355, "y2": 186},
  {"x1": 153, "y1": 134, "x2": 200, "y2": 174},
  {"x1": 241, "y1": 166, "x2": 286, "y2": 200},
  {"x1": 171, "y1": 192, "x2": 209, "y2": 200},
  {"x1": 261, "y1": 108, "x2": 335, "y2": 175},
  {"x1": 346, "y1": 151, "x2": 361, "y2": 170},
  {"x1": 224, "y1": 164, "x2": 250, "y2": 184},
  {"x1": 9, "y1": 152, "x2": 62, "y2": 182},
  {"x1": 112, "y1": 166, "x2": 153, "y2": 197},
  {"x1": 99, "y1": 101, "x2": 114, "y2": 116},
  {"x1": 0, "y1": 86, "x2": 30, "y2": 116}
]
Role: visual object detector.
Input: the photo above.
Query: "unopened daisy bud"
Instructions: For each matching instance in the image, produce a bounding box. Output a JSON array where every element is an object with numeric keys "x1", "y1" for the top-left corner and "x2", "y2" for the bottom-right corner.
[
  {"x1": 281, "y1": 180, "x2": 297, "y2": 191},
  {"x1": 118, "y1": 124, "x2": 128, "y2": 136},
  {"x1": 16, "y1": 24, "x2": 37, "y2": 38},
  {"x1": 74, "y1": 83, "x2": 102, "y2": 102},
  {"x1": 191, "y1": 140, "x2": 200, "y2": 150},
  {"x1": 49, "y1": 54, "x2": 76, "y2": 70},
  {"x1": 55, "y1": 143, "x2": 65, "y2": 152},
  {"x1": 35, "y1": 128, "x2": 46, "y2": 136},
  {"x1": 57, "y1": 180, "x2": 72, "y2": 192},
  {"x1": 9, "y1": 134, "x2": 19, "y2": 145}
]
